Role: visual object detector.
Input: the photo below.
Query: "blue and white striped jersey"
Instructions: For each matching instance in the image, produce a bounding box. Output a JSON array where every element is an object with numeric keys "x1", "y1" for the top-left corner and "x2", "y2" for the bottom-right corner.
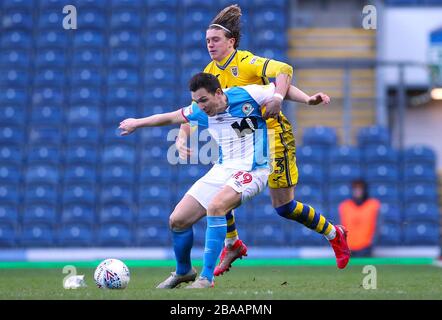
[{"x1": 181, "y1": 83, "x2": 275, "y2": 171}]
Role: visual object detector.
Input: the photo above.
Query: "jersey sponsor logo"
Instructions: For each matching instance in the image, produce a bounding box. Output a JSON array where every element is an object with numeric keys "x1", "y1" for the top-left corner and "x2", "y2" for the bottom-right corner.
[
  {"x1": 250, "y1": 56, "x2": 258, "y2": 64},
  {"x1": 231, "y1": 117, "x2": 258, "y2": 138},
  {"x1": 230, "y1": 66, "x2": 239, "y2": 77},
  {"x1": 241, "y1": 103, "x2": 254, "y2": 116}
]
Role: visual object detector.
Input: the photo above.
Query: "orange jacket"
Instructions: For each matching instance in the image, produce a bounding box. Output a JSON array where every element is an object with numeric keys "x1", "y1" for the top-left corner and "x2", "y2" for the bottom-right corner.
[{"x1": 338, "y1": 198, "x2": 381, "y2": 251}]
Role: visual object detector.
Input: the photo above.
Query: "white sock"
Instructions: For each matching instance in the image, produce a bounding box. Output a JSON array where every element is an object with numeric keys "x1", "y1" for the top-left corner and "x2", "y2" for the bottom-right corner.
[
  {"x1": 324, "y1": 225, "x2": 337, "y2": 241},
  {"x1": 225, "y1": 236, "x2": 238, "y2": 247}
]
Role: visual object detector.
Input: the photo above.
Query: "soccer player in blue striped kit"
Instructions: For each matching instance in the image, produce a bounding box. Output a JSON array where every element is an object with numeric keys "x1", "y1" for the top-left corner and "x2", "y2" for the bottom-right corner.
[{"x1": 120, "y1": 72, "x2": 331, "y2": 288}]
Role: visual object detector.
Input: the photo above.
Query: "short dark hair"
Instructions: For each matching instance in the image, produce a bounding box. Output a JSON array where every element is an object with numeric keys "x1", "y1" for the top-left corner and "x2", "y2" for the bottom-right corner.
[{"x1": 189, "y1": 72, "x2": 222, "y2": 94}]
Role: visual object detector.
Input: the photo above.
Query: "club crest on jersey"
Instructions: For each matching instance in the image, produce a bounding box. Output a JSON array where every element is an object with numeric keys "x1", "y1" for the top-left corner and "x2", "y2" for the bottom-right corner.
[
  {"x1": 230, "y1": 66, "x2": 239, "y2": 77},
  {"x1": 250, "y1": 56, "x2": 258, "y2": 64},
  {"x1": 242, "y1": 103, "x2": 254, "y2": 116}
]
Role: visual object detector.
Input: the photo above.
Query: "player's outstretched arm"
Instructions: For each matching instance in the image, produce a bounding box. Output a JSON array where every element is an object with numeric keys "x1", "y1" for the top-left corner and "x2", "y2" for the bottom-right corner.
[
  {"x1": 285, "y1": 85, "x2": 331, "y2": 106},
  {"x1": 176, "y1": 123, "x2": 193, "y2": 159},
  {"x1": 118, "y1": 110, "x2": 186, "y2": 136}
]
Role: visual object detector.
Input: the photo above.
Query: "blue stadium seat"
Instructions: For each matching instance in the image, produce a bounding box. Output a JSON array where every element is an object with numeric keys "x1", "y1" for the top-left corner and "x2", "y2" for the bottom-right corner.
[
  {"x1": 298, "y1": 163, "x2": 325, "y2": 183},
  {"x1": 77, "y1": 10, "x2": 106, "y2": 29},
  {"x1": 105, "y1": 105, "x2": 137, "y2": 124},
  {"x1": 136, "y1": 223, "x2": 170, "y2": 246},
  {"x1": 100, "y1": 183, "x2": 134, "y2": 205},
  {"x1": 37, "y1": 9, "x2": 63, "y2": 29},
  {"x1": 109, "y1": 48, "x2": 140, "y2": 68},
  {"x1": 73, "y1": 30, "x2": 105, "y2": 48},
  {"x1": 330, "y1": 145, "x2": 361, "y2": 164},
  {"x1": 183, "y1": 9, "x2": 213, "y2": 29},
  {"x1": 28, "y1": 125, "x2": 62, "y2": 145},
  {"x1": 144, "y1": 67, "x2": 176, "y2": 86},
  {"x1": 61, "y1": 203, "x2": 95, "y2": 225},
  {"x1": 192, "y1": 219, "x2": 207, "y2": 247},
  {"x1": 35, "y1": 30, "x2": 68, "y2": 49},
  {"x1": 0, "y1": 183, "x2": 20, "y2": 204},
  {"x1": 253, "y1": 10, "x2": 287, "y2": 30},
  {"x1": 254, "y1": 29, "x2": 287, "y2": 49},
  {"x1": 378, "y1": 202, "x2": 402, "y2": 223},
  {"x1": 0, "y1": 145, "x2": 22, "y2": 164},
  {"x1": 253, "y1": 201, "x2": 275, "y2": 221},
  {"x1": 0, "y1": 88, "x2": 27, "y2": 106},
  {"x1": 181, "y1": 49, "x2": 207, "y2": 67},
  {"x1": 103, "y1": 125, "x2": 137, "y2": 145},
  {"x1": 62, "y1": 183, "x2": 96, "y2": 206},
  {"x1": 329, "y1": 163, "x2": 362, "y2": 182},
  {"x1": 0, "y1": 204, "x2": 18, "y2": 226},
  {"x1": 3, "y1": 0, "x2": 35, "y2": 10},
  {"x1": 107, "y1": 86, "x2": 138, "y2": 106},
  {"x1": 146, "y1": 10, "x2": 177, "y2": 28},
  {"x1": 403, "y1": 183, "x2": 438, "y2": 202},
  {"x1": 110, "y1": 10, "x2": 141, "y2": 30},
  {"x1": 178, "y1": 164, "x2": 209, "y2": 184},
  {"x1": 67, "y1": 105, "x2": 100, "y2": 125},
  {"x1": 0, "y1": 106, "x2": 25, "y2": 126},
  {"x1": 254, "y1": 0, "x2": 286, "y2": 9},
  {"x1": 98, "y1": 223, "x2": 132, "y2": 246},
  {"x1": 145, "y1": 29, "x2": 178, "y2": 49},
  {"x1": 1, "y1": 31, "x2": 31, "y2": 49},
  {"x1": 64, "y1": 164, "x2": 97, "y2": 184},
  {"x1": 303, "y1": 126, "x2": 338, "y2": 147},
  {"x1": 403, "y1": 163, "x2": 437, "y2": 183},
  {"x1": 369, "y1": 182, "x2": 400, "y2": 202},
  {"x1": 404, "y1": 202, "x2": 440, "y2": 223},
  {"x1": 180, "y1": 66, "x2": 202, "y2": 89},
  {"x1": 21, "y1": 223, "x2": 55, "y2": 247},
  {"x1": 66, "y1": 125, "x2": 99, "y2": 144},
  {"x1": 101, "y1": 163, "x2": 135, "y2": 184},
  {"x1": 2, "y1": 10, "x2": 33, "y2": 30},
  {"x1": 365, "y1": 164, "x2": 400, "y2": 182},
  {"x1": 70, "y1": 68, "x2": 103, "y2": 87},
  {"x1": 141, "y1": 144, "x2": 170, "y2": 164},
  {"x1": 296, "y1": 183, "x2": 324, "y2": 204},
  {"x1": 65, "y1": 144, "x2": 98, "y2": 165},
  {"x1": 182, "y1": 0, "x2": 215, "y2": 8},
  {"x1": 72, "y1": 48, "x2": 104, "y2": 67},
  {"x1": 24, "y1": 183, "x2": 57, "y2": 205},
  {"x1": 357, "y1": 126, "x2": 390, "y2": 148},
  {"x1": 144, "y1": 48, "x2": 177, "y2": 67},
  {"x1": 0, "y1": 223, "x2": 16, "y2": 247},
  {"x1": 23, "y1": 203, "x2": 57, "y2": 225},
  {"x1": 76, "y1": 0, "x2": 105, "y2": 9},
  {"x1": 363, "y1": 145, "x2": 399, "y2": 164},
  {"x1": 328, "y1": 183, "x2": 352, "y2": 203},
  {"x1": 140, "y1": 126, "x2": 170, "y2": 142},
  {"x1": 58, "y1": 223, "x2": 94, "y2": 247},
  {"x1": 142, "y1": 86, "x2": 175, "y2": 106},
  {"x1": 376, "y1": 223, "x2": 401, "y2": 245},
  {"x1": 252, "y1": 221, "x2": 287, "y2": 246},
  {"x1": 108, "y1": 68, "x2": 139, "y2": 87},
  {"x1": 403, "y1": 145, "x2": 436, "y2": 165},
  {"x1": 403, "y1": 223, "x2": 440, "y2": 245},
  {"x1": 253, "y1": 48, "x2": 287, "y2": 62},
  {"x1": 140, "y1": 163, "x2": 173, "y2": 184},
  {"x1": 69, "y1": 87, "x2": 101, "y2": 105},
  {"x1": 30, "y1": 105, "x2": 63, "y2": 124},
  {"x1": 296, "y1": 145, "x2": 327, "y2": 164},
  {"x1": 289, "y1": 224, "x2": 326, "y2": 246},
  {"x1": 138, "y1": 200, "x2": 172, "y2": 224},
  {"x1": 27, "y1": 145, "x2": 61, "y2": 164},
  {"x1": 35, "y1": 48, "x2": 66, "y2": 68},
  {"x1": 109, "y1": 30, "x2": 141, "y2": 48},
  {"x1": 102, "y1": 144, "x2": 136, "y2": 164},
  {"x1": 34, "y1": 68, "x2": 66, "y2": 87},
  {"x1": 0, "y1": 125, "x2": 25, "y2": 145},
  {"x1": 99, "y1": 204, "x2": 134, "y2": 225},
  {"x1": 139, "y1": 182, "x2": 172, "y2": 202},
  {"x1": 0, "y1": 49, "x2": 30, "y2": 68},
  {"x1": 0, "y1": 163, "x2": 21, "y2": 184},
  {"x1": 182, "y1": 29, "x2": 205, "y2": 49},
  {"x1": 25, "y1": 164, "x2": 59, "y2": 185},
  {"x1": 0, "y1": 69, "x2": 30, "y2": 87},
  {"x1": 146, "y1": 0, "x2": 178, "y2": 9},
  {"x1": 32, "y1": 88, "x2": 63, "y2": 107}
]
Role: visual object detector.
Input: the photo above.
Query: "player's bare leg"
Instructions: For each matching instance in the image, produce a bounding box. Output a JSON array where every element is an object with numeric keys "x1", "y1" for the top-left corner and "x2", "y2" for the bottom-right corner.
[
  {"x1": 156, "y1": 194, "x2": 206, "y2": 289},
  {"x1": 186, "y1": 186, "x2": 241, "y2": 288}
]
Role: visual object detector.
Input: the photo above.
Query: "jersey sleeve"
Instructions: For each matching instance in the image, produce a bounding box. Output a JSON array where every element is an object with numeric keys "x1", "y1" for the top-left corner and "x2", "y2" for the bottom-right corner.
[
  {"x1": 241, "y1": 53, "x2": 293, "y2": 79},
  {"x1": 181, "y1": 102, "x2": 208, "y2": 127},
  {"x1": 243, "y1": 83, "x2": 276, "y2": 107}
]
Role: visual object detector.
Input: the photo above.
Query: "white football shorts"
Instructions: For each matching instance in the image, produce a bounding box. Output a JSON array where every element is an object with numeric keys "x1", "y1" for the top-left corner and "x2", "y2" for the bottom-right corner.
[{"x1": 186, "y1": 164, "x2": 269, "y2": 209}]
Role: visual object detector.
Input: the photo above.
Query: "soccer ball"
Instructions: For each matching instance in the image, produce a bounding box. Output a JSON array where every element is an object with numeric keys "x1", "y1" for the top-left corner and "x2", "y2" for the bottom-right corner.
[{"x1": 94, "y1": 258, "x2": 130, "y2": 289}]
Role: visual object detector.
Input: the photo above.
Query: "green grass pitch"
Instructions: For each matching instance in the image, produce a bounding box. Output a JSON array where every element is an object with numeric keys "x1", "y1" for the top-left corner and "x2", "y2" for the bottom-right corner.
[{"x1": 0, "y1": 259, "x2": 441, "y2": 300}]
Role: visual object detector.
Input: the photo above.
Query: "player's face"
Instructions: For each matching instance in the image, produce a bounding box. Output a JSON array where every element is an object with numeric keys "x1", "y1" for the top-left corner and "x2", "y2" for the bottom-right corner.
[
  {"x1": 191, "y1": 88, "x2": 224, "y2": 117},
  {"x1": 206, "y1": 29, "x2": 235, "y2": 62}
]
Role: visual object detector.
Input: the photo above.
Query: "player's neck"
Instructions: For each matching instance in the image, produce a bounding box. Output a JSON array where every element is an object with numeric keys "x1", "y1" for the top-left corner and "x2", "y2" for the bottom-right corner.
[
  {"x1": 216, "y1": 49, "x2": 236, "y2": 64},
  {"x1": 215, "y1": 94, "x2": 229, "y2": 114}
]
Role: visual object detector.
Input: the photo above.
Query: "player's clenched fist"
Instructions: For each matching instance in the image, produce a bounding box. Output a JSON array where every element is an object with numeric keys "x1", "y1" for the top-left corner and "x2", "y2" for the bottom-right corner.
[
  {"x1": 119, "y1": 118, "x2": 139, "y2": 136},
  {"x1": 307, "y1": 92, "x2": 331, "y2": 106}
]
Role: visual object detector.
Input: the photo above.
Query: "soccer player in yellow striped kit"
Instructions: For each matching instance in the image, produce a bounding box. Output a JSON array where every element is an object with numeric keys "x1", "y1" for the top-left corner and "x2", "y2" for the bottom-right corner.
[{"x1": 167, "y1": 5, "x2": 350, "y2": 286}]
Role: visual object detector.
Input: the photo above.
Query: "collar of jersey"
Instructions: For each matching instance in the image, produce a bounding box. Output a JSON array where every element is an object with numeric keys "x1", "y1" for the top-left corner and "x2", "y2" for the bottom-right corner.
[{"x1": 216, "y1": 50, "x2": 237, "y2": 70}]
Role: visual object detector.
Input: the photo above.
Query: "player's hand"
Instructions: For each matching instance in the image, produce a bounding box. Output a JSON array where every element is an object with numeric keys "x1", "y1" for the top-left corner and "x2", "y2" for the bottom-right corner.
[
  {"x1": 119, "y1": 118, "x2": 139, "y2": 136},
  {"x1": 175, "y1": 136, "x2": 192, "y2": 159},
  {"x1": 263, "y1": 97, "x2": 282, "y2": 120},
  {"x1": 307, "y1": 92, "x2": 330, "y2": 106}
]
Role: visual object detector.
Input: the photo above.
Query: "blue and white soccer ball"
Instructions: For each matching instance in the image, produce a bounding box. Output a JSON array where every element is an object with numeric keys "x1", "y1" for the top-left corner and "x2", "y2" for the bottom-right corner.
[{"x1": 94, "y1": 258, "x2": 130, "y2": 289}]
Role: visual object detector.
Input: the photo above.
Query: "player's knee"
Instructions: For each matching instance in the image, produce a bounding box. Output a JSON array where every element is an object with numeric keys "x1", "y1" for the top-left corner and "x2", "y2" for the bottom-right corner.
[
  {"x1": 169, "y1": 215, "x2": 189, "y2": 231},
  {"x1": 207, "y1": 200, "x2": 227, "y2": 216}
]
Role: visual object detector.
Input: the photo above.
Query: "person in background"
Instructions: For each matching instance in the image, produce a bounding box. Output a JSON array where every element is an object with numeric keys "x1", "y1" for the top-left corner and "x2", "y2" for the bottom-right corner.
[{"x1": 338, "y1": 179, "x2": 380, "y2": 257}]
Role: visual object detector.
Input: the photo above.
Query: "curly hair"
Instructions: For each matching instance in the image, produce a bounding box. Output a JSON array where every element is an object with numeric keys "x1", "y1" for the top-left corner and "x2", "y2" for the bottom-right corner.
[{"x1": 208, "y1": 4, "x2": 242, "y2": 49}]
